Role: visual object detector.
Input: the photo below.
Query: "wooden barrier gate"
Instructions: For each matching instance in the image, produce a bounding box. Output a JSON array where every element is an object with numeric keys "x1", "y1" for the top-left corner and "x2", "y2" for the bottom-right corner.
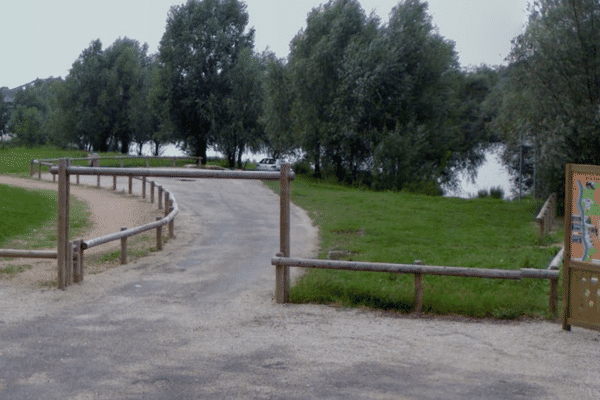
[
  {"x1": 54, "y1": 160, "x2": 294, "y2": 297},
  {"x1": 563, "y1": 164, "x2": 600, "y2": 332}
]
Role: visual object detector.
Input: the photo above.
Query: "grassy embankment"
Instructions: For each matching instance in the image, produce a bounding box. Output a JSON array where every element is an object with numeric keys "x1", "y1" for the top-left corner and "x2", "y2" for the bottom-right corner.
[{"x1": 265, "y1": 176, "x2": 563, "y2": 320}]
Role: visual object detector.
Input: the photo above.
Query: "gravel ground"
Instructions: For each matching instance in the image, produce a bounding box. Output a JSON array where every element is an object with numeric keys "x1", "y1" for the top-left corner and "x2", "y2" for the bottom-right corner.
[{"x1": 0, "y1": 173, "x2": 599, "y2": 399}]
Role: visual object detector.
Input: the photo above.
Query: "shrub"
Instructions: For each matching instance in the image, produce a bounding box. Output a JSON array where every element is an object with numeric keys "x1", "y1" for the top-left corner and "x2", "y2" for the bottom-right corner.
[
  {"x1": 292, "y1": 159, "x2": 313, "y2": 175},
  {"x1": 490, "y1": 186, "x2": 504, "y2": 200},
  {"x1": 477, "y1": 189, "x2": 489, "y2": 198}
]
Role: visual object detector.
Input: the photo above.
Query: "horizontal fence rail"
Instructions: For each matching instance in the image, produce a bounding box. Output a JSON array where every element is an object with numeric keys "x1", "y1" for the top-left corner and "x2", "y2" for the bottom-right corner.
[
  {"x1": 17, "y1": 157, "x2": 295, "y2": 292},
  {"x1": 49, "y1": 166, "x2": 290, "y2": 181},
  {"x1": 82, "y1": 189, "x2": 178, "y2": 250},
  {"x1": 271, "y1": 256, "x2": 560, "y2": 315},
  {"x1": 536, "y1": 193, "x2": 556, "y2": 239}
]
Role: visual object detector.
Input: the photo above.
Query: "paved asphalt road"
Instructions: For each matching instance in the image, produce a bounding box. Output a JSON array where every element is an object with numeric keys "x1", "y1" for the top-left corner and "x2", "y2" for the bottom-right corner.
[
  {"x1": 1, "y1": 174, "x2": 599, "y2": 399},
  {"x1": 0, "y1": 176, "x2": 318, "y2": 399}
]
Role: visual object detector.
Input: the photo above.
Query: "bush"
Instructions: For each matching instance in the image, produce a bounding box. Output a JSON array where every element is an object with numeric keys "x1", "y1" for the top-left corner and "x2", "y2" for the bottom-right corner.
[
  {"x1": 292, "y1": 159, "x2": 313, "y2": 175},
  {"x1": 490, "y1": 186, "x2": 504, "y2": 200},
  {"x1": 477, "y1": 189, "x2": 489, "y2": 198}
]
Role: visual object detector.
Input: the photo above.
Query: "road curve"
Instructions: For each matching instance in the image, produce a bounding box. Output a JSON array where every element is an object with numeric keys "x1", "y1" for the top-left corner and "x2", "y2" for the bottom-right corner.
[{"x1": 0, "y1": 174, "x2": 599, "y2": 399}]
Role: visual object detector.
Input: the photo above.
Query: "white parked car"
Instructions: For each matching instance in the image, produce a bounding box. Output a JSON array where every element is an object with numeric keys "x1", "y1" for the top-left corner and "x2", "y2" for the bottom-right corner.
[{"x1": 256, "y1": 158, "x2": 283, "y2": 171}]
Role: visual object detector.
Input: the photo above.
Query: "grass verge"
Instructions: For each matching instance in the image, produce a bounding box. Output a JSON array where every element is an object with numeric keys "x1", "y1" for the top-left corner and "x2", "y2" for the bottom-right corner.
[
  {"x1": 0, "y1": 184, "x2": 91, "y2": 249},
  {"x1": 264, "y1": 176, "x2": 563, "y2": 320}
]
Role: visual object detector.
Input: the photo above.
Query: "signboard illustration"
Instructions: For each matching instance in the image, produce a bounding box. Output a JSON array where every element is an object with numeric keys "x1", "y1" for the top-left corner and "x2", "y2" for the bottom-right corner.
[
  {"x1": 570, "y1": 175, "x2": 600, "y2": 263},
  {"x1": 564, "y1": 164, "x2": 600, "y2": 331}
]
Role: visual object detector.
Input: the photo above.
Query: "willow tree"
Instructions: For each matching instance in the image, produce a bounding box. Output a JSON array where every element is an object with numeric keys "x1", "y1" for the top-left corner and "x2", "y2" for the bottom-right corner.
[
  {"x1": 495, "y1": 0, "x2": 600, "y2": 203},
  {"x1": 158, "y1": 0, "x2": 254, "y2": 164}
]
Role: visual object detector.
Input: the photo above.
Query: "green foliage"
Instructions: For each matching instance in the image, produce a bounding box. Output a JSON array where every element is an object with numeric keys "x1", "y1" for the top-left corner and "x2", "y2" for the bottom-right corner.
[
  {"x1": 0, "y1": 94, "x2": 10, "y2": 134},
  {"x1": 260, "y1": 52, "x2": 296, "y2": 158},
  {"x1": 493, "y1": 0, "x2": 600, "y2": 206},
  {"x1": 489, "y1": 186, "x2": 504, "y2": 200},
  {"x1": 60, "y1": 38, "x2": 155, "y2": 153},
  {"x1": 282, "y1": 0, "x2": 492, "y2": 190},
  {"x1": 265, "y1": 176, "x2": 562, "y2": 318},
  {"x1": 10, "y1": 106, "x2": 45, "y2": 147},
  {"x1": 158, "y1": 0, "x2": 254, "y2": 164},
  {"x1": 216, "y1": 47, "x2": 265, "y2": 168}
]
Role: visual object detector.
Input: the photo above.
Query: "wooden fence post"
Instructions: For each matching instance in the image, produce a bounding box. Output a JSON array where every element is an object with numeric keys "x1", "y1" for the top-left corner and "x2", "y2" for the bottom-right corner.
[
  {"x1": 120, "y1": 227, "x2": 127, "y2": 265},
  {"x1": 97, "y1": 172, "x2": 101, "y2": 188},
  {"x1": 146, "y1": 156, "x2": 150, "y2": 167},
  {"x1": 76, "y1": 173, "x2": 80, "y2": 185},
  {"x1": 73, "y1": 239, "x2": 84, "y2": 283},
  {"x1": 172, "y1": 157, "x2": 177, "y2": 167},
  {"x1": 414, "y1": 260, "x2": 424, "y2": 313},
  {"x1": 38, "y1": 162, "x2": 42, "y2": 180},
  {"x1": 156, "y1": 217, "x2": 163, "y2": 251},
  {"x1": 276, "y1": 163, "x2": 291, "y2": 304},
  {"x1": 164, "y1": 192, "x2": 170, "y2": 217},
  {"x1": 57, "y1": 159, "x2": 70, "y2": 290},
  {"x1": 30, "y1": 159, "x2": 34, "y2": 176},
  {"x1": 549, "y1": 277, "x2": 559, "y2": 317},
  {"x1": 53, "y1": 168, "x2": 56, "y2": 182},
  {"x1": 142, "y1": 176, "x2": 146, "y2": 199},
  {"x1": 128, "y1": 176, "x2": 133, "y2": 195},
  {"x1": 158, "y1": 186, "x2": 163, "y2": 209},
  {"x1": 150, "y1": 181, "x2": 155, "y2": 203},
  {"x1": 168, "y1": 201, "x2": 175, "y2": 238}
]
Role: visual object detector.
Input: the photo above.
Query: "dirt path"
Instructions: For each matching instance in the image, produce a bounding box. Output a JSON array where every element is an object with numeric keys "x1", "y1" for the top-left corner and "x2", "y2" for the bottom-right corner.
[
  {"x1": 0, "y1": 173, "x2": 599, "y2": 399},
  {"x1": 0, "y1": 174, "x2": 164, "y2": 287}
]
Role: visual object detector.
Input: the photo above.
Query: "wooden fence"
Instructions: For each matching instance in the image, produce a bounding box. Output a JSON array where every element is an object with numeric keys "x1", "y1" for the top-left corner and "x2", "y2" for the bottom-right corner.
[
  {"x1": 271, "y1": 256, "x2": 561, "y2": 316},
  {"x1": 536, "y1": 193, "x2": 557, "y2": 239},
  {"x1": 31, "y1": 155, "x2": 202, "y2": 182},
  {"x1": 40, "y1": 160, "x2": 293, "y2": 291},
  {"x1": 3, "y1": 159, "x2": 181, "y2": 289}
]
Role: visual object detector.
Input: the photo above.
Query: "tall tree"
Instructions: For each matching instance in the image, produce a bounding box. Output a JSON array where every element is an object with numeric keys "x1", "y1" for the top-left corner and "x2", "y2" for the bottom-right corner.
[
  {"x1": 58, "y1": 38, "x2": 150, "y2": 153},
  {"x1": 158, "y1": 0, "x2": 254, "y2": 164},
  {"x1": 260, "y1": 52, "x2": 296, "y2": 158},
  {"x1": 288, "y1": 0, "x2": 368, "y2": 178},
  {"x1": 1, "y1": 91, "x2": 12, "y2": 136},
  {"x1": 216, "y1": 47, "x2": 264, "y2": 168},
  {"x1": 494, "y1": 0, "x2": 600, "y2": 203}
]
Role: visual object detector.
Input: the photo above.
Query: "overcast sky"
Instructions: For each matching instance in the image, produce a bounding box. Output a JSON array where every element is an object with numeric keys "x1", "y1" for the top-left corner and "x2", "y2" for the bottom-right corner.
[{"x1": 1, "y1": 0, "x2": 529, "y2": 89}]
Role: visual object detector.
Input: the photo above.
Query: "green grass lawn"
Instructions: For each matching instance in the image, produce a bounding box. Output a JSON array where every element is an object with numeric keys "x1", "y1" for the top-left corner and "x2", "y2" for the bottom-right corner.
[
  {"x1": 0, "y1": 184, "x2": 90, "y2": 249},
  {"x1": 265, "y1": 176, "x2": 563, "y2": 320}
]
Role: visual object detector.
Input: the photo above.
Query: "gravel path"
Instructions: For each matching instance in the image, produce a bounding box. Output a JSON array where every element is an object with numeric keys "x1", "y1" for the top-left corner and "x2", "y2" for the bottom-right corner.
[{"x1": 0, "y1": 173, "x2": 599, "y2": 399}]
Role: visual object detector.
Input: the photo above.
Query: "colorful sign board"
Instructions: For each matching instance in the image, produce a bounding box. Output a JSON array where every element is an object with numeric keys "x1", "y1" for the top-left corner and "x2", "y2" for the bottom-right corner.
[{"x1": 563, "y1": 164, "x2": 600, "y2": 331}]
